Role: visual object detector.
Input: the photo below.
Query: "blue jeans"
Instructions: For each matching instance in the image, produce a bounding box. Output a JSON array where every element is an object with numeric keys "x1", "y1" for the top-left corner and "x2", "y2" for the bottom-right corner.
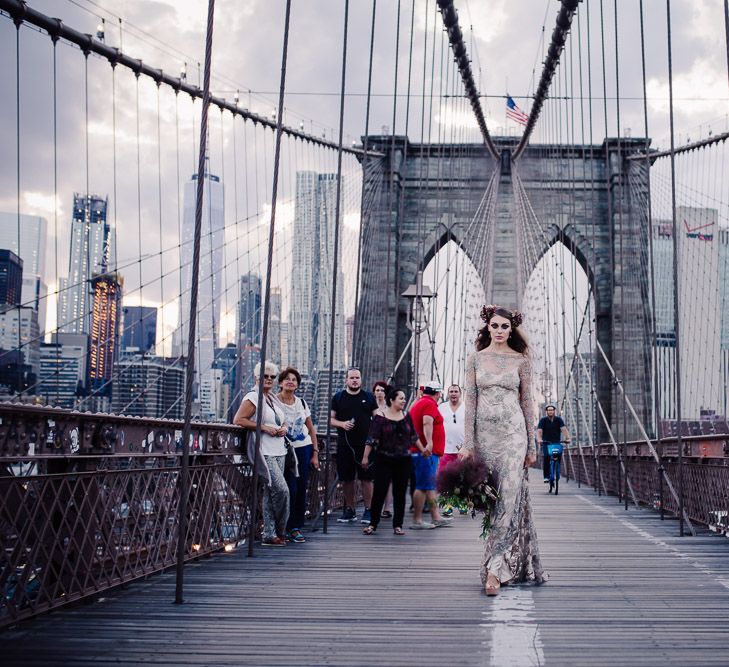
[{"x1": 284, "y1": 444, "x2": 313, "y2": 531}]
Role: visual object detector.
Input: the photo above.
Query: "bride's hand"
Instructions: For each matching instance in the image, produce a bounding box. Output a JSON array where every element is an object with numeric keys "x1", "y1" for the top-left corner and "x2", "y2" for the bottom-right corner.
[
  {"x1": 458, "y1": 448, "x2": 473, "y2": 461},
  {"x1": 524, "y1": 451, "x2": 537, "y2": 468}
]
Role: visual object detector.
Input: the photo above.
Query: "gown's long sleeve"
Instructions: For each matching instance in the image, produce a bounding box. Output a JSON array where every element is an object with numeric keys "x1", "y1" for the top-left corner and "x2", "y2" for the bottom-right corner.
[
  {"x1": 518, "y1": 356, "x2": 536, "y2": 456},
  {"x1": 463, "y1": 352, "x2": 478, "y2": 453}
]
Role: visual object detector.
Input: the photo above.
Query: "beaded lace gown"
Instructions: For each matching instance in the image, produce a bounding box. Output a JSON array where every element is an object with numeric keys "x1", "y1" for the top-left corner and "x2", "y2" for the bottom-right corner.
[{"x1": 463, "y1": 348, "x2": 547, "y2": 587}]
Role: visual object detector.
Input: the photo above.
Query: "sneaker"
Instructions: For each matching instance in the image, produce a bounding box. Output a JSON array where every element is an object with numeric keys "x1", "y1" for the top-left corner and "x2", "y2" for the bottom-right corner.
[
  {"x1": 337, "y1": 507, "x2": 357, "y2": 523},
  {"x1": 261, "y1": 536, "x2": 286, "y2": 547},
  {"x1": 360, "y1": 509, "x2": 372, "y2": 524},
  {"x1": 544, "y1": 478, "x2": 550, "y2": 483},
  {"x1": 442, "y1": 507, "x2": 454, "y2": 517},
  {"x1": 288, "y1": 529, "x2": 306, "y2": 543},
  {"x1": 410, "y1": 521, "x2": 436, "y2": 530},
  {"x1": 433, "y1": 518, "x2": 453, "y2": 528}
]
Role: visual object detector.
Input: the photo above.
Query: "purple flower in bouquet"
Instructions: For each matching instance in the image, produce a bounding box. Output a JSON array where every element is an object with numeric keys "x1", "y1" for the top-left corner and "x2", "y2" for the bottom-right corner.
[{"x1": 437, "y1": 455, "x2": 499, "y2": 538}]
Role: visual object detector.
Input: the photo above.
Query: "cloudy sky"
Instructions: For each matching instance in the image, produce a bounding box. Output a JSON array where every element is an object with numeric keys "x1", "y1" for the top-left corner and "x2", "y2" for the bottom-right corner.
[{"x1": 0, "y1": 0, "x2": 727, "y2": 360}]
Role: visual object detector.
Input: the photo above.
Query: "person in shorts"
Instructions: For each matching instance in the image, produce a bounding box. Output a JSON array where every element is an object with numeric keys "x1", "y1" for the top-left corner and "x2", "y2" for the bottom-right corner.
[
  {"x1": 408, "y1": 380, "x2": 452, "y2": 530},
  {"x1": 330, "y1": 368, "x2": 378, "y2": 523}
]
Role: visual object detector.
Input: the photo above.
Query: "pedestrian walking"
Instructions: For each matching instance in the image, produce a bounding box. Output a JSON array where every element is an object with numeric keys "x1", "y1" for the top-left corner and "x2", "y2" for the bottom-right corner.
[
  {"x1": 361, "y1": 387, "x2": 417, "y2": 535},
  {"x1": 330, "y1": 368, "x2": 378, "y2": 524},
  {"x1": 274, "y1": 366, "x2": 319, "y2": 543},
  {"x1": 460, "y1": 305, "x2": 547, "y2": 595},
  {"x1": 438, "y1": 384, "x2": 466, "y2": 516},
  {"x1": 233, "y1": 360, "x2": 290, "y2": 547},
  {"x1": 408, "y1": 380, "x2": 452, "y2": 530},
  {"x1": 372, "y1": 380, "x2": 393, "y2": 518}
]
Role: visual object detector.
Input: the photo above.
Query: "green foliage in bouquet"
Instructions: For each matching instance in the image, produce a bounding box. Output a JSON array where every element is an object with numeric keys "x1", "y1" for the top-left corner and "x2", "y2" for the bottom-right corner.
[{"x1": 437, "y1": 456, "x2": 499, "y2": 539}]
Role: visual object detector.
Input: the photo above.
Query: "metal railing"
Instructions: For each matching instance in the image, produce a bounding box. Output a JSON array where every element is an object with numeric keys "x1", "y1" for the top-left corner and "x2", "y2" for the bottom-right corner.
[
  {"x1": 0, "y1": 403, "x2": 338, "y2": 627},
  {"x1": 562, "y1": 434, "x2": 729, "y2": 530}
]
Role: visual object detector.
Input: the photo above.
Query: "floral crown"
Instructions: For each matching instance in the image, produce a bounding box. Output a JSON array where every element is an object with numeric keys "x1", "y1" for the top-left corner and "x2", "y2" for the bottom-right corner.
[{"x1": 480, "y1": 304, "x2": 523, "y2": 328}]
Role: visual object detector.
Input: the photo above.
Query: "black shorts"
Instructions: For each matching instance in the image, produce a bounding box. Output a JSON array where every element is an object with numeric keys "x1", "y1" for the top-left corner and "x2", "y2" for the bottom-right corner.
[{"x1": 336, "y1": 440, "x2": 373, "y2": 483}]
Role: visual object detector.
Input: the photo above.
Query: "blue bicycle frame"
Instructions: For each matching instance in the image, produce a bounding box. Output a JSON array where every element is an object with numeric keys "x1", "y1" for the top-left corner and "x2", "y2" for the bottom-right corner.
[{"x1": 545, "y1": 442, "x2": 564, "y2": 494}]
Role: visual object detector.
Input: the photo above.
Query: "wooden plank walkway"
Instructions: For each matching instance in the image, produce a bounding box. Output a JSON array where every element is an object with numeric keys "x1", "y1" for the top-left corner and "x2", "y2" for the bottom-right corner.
[{"x1": 4, "y1": 473, "x2": 729, "y2": 666}]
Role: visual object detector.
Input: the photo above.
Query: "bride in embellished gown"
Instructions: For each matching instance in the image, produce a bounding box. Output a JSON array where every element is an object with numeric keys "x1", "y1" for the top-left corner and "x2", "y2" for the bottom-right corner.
[{"x1": 459, "y1": 305, "x2": 547, "y2": 596}]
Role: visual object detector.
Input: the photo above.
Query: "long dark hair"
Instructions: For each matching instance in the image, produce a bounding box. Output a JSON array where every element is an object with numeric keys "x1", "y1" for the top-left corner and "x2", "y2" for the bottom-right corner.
[{"x1": 475, "y1": 305, "x2": 529, "y2": 354}]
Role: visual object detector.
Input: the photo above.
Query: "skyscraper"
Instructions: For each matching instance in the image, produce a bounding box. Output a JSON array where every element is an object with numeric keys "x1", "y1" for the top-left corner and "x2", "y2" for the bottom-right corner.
[
  {"x1": 111, "y1": 354, "x2": 185, "y2": 419},
  {"x1": 268, "y1": 287, "x2": 282, "y2": 364},
  {"x1": 0, "y1": 213, "x2": 48, "y2": 333},
  {"x1": 0, "y1": 305, "x2": 40, "y2": 394},
  {"x1": 175, "y1": 171, "x2": 225, "y2": 385},
  {"x1": 38, "y1": 333, "x2": 87, "y2": 407},
  {"x1": 0, "y1": 250, "x2": 23, "y2": 306},
  {"x1": 122, "y1": 305, "x2": 157, "y2": 354},
  {"x1": 88, "y1": 272, "x2": 122, "y2": 397},
  {"x1": 238, "y1": 273, "x2": 261, "y2": 347},
  {"x1": 59, "y1": 194, "x2": 114, "y2": 335},
  {"x1": 652, "y1": 210, "x2": 729, "y2": 422},
  {"x1": 289, "y1": 171, "x2": 346, "y2": 375}
]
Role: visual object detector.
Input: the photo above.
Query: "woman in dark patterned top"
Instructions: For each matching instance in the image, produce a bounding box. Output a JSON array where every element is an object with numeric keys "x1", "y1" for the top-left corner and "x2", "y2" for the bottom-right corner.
[{"x1": 362, "y1": 387, "x2": 418, "y2": 535}]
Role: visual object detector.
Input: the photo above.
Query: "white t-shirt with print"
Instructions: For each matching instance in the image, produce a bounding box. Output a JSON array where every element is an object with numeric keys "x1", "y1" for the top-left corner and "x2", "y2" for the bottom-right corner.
[
  {"x1": 243, "y1": 390, "x2": 286, "y2": 457},
  {"x1": 438, "y1": 401, "x2": 465, "y2": 454},
  {"x1": 273, "y1": 394, "x2": 313, "y2": 448}
]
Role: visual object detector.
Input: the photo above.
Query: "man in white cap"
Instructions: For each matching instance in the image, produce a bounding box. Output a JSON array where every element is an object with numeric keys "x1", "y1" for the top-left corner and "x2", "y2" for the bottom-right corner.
[{"x1": 408, "y1": 380, "x2": 451, "y2": 529}]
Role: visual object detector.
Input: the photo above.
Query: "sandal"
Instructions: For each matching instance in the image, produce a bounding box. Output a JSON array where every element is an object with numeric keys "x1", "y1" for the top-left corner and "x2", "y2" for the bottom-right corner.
[
  {"x1": 485, "y1": 574, "x2": 501, "y2": 596},
  {"x1": 362, "y1": 525, "x2": 376, "y2": 535},
  {"x1": 393, "y1": 527, "x2": 405, "y2": 536},
  {"x1": 381, "y1": 510, "x2": 393, "y2": 519}
]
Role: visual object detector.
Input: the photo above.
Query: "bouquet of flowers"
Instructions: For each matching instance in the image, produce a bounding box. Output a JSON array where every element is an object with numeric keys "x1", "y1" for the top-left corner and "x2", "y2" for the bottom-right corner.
[{"x1": 437, "y1": 455, "x2": 499, "y2": 539}]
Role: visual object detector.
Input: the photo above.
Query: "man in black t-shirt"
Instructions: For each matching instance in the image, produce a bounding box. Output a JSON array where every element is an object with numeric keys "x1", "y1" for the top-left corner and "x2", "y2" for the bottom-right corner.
[
  {"x1": 537, "y1": 405, "x2": 571, "y2": 482},
  {"x1": 330, "y1": 368, "x2": 378, "y2": 524}
]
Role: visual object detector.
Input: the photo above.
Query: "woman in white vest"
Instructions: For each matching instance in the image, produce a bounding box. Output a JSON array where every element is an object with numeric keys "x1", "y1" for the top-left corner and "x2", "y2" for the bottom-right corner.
[{"x1": 233, "y1": 360, "x2": 289, "y2": 547}]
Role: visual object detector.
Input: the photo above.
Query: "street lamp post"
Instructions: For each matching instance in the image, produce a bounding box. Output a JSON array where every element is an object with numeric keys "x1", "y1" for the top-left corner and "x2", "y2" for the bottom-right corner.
[{"x1": 402, "y1": 270, "x2": 435, "y2": 400}]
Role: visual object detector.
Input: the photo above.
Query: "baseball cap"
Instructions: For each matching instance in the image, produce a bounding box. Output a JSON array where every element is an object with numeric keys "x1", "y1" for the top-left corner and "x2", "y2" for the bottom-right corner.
[{"x1": 422, "y1": 380, "x2": 442, "y2": 395}]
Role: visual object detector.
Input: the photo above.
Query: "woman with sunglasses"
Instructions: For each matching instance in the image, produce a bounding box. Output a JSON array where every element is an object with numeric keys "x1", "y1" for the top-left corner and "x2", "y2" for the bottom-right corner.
[
  {"x1": 233, "y1": 361, "x2": 290, "y2": 547},
  {"x1": 459, "y1": 305, "x2": 547, "y2": 596}
]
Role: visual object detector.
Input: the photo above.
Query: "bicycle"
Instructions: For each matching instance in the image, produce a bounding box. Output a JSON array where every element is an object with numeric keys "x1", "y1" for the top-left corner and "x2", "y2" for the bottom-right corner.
[{"x1": 544, "y1": 442, "x2": 565, "y2": 495}]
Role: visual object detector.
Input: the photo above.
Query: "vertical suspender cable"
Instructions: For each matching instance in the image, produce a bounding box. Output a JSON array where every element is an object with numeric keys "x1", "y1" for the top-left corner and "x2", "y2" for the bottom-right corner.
[
  {"x1": 15, "y1": 20, "x2": 21, "y2": 396},
  {"x1": 352, "y1": 0, "x2": 377, "y2": 368},
  {"x1": 246, "y1": 0, "x2": 293, "y2": 553},
  {"x1": 157, "y1": 86, "x2": 165, "y2": 359},
  {"x1": 52, "y1": 35, "x2": 59, "y2": 404},
  {"x1": 724, "y1": 0, "x2": 729, "y2": 92},
  {"x1": 665, "y1": 0, "x2": 684, "y2": 536},
  {"x1": 323, "y1": 0, "x2": 350, "y2": 534},
  {"x1": 638, "y1": 0, "x2": 664, "y2": 519},
  {"x1": 175, "y1": 0, "x2": 216, "y2": 603},
  {"x1": 612, "y1": 0, "x2": 629, "y2": 510},
  {"x1": 598, "y1": 0, "x2": 619, "y2": 499}
]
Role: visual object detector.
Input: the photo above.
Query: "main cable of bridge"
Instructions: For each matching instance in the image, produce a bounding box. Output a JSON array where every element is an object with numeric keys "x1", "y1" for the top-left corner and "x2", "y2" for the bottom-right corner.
[{"x1": 0, "y1": 0, "x2": 376, "y2": 159}]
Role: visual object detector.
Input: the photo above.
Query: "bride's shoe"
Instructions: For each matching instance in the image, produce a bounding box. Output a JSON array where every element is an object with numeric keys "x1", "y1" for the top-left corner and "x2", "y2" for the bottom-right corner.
[{"x1": 485, "y1": 574, "x2": 501, "y2": 596}]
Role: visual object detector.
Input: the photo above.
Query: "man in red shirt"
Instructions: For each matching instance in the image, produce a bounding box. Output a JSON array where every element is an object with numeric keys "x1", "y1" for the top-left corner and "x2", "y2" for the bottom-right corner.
[{"x1": 408, "y1": 380, "x2": 452, "y2": 529}]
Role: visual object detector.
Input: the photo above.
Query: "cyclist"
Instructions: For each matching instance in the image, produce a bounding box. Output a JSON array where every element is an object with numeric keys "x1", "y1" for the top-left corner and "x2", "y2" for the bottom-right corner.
[{"x1": 536, "y1": 405, "x2": 570, "y2": 483}]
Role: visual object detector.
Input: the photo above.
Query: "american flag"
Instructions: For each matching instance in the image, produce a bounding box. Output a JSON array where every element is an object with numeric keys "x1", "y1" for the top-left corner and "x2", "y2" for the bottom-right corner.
[{"x1": 506, "y1": 96, "x2": 529, "y2": 125}]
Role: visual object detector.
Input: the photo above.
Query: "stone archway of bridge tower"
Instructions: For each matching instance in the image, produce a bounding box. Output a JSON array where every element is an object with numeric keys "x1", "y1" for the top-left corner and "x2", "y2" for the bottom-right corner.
[
  {"x1": 355, "y1": 136, "x2": 498, "y2": 389},
  {"x1": 521, "y1": 231, "x2": 596, "y2": 433},
  {"x1": 514, "y1": 140, "x2": 654, "y2": 443},
  {"x1": 419, "y1": 236, "x2": 487, "y2": 387},
  {"x1": 417, "y1": 226, "x2": 483, "y2": 287}
]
